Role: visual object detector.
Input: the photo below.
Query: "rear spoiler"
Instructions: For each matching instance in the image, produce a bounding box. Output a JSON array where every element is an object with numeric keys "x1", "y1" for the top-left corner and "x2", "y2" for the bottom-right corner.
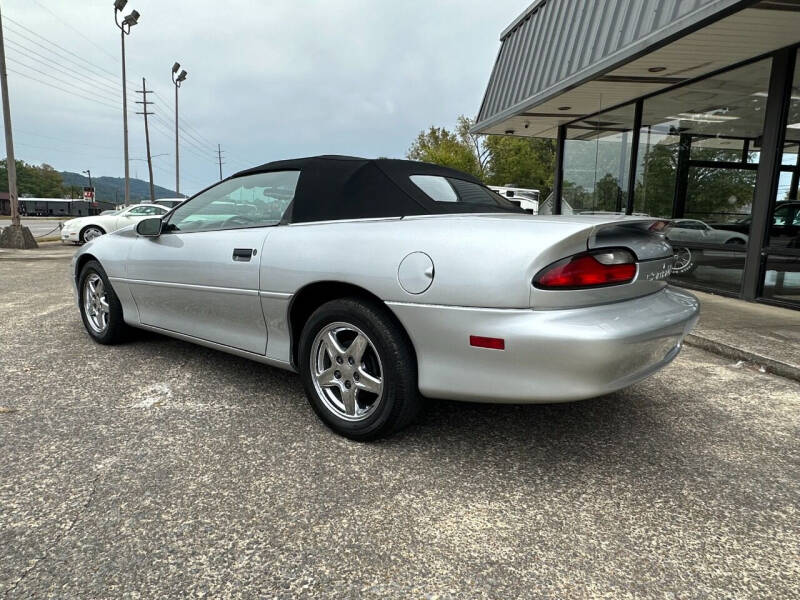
[{"x1": 587, "y1": 218, "x2": 674, "y2": 261}]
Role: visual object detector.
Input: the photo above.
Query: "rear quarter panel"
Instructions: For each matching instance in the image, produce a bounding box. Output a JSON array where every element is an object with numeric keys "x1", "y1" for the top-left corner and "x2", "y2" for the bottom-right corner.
[{"x1": 258, "y1": 215, "x2": 595, "y2": 308}]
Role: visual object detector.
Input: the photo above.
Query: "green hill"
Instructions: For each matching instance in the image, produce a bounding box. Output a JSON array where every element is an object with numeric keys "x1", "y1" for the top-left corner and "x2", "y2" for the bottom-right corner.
[{"x1": 60, "y1": 171, "x2": 181, "y2": 205}]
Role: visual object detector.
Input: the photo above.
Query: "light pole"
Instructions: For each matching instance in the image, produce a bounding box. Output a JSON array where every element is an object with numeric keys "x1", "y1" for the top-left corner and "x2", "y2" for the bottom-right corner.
[
  {"x1": 82, "y1": 169, "x2": 92, "y2": 188},
  {"x1": 114, "y1": 0, "x2": 139, "y2": 206},
  {"x1": 171, "y1": 62, "x2": 187, "y2": 196}
]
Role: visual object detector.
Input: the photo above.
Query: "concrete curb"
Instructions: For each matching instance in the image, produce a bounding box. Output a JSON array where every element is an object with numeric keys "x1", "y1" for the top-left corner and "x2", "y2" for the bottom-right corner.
[
  {"x1": 0, "y1": 253, "x2": 73, "y2": 261},
  {"x1": 685, "y1": 333, "x2": 800, "y2": 383}
]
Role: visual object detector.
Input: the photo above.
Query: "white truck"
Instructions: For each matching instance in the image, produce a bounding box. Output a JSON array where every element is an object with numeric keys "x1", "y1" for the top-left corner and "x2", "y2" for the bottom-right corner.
[{"x1": 489, "y1": 186, "x2": 540, "y2": 214}]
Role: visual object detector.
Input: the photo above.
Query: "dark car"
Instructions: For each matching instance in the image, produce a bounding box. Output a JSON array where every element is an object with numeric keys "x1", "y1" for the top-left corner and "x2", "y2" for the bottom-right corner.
[{"x1": 713, "y1": 201, "x2": 800, "y2": 247}]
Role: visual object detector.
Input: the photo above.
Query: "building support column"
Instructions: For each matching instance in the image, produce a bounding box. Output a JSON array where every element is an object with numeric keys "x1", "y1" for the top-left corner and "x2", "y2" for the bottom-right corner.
[
  {"x1": 625, "y1": 99, "x2": 643, "y2": 215},
  {"x1": 742, "y1": 47, "x2": 795, "y2": 301},
  {"x1": 672, "y1": 134, "x2": 692, "y2": 219},
  {"x1": 554, "y1": 125, "x2": 566, "y2": 214}
]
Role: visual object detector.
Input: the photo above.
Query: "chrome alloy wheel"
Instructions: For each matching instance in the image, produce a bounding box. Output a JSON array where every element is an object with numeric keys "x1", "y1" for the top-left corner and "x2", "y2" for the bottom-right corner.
[
  {"x1": 311, "y1": 322, "x2": 384, "y2": 422},
  {"x1": 83, "y1": 227, "x2": 103, "y2": 242},
  {"x1": 672, "y1": 247, "x2": 692, "y2": 273},
  {"x1": 83, "y1": 273, "x2": 110, "y2": 334}
]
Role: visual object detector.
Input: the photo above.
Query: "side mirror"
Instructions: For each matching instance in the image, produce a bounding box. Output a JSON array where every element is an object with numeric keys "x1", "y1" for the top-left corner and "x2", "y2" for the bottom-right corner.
[{"x1": 136, "y1": 217, "x2": 162, "y2": 237}]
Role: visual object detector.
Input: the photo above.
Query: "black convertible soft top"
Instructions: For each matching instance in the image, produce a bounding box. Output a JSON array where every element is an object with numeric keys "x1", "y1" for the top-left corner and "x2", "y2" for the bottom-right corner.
[{"x1": 231, "y1": 155, "x2": 522, "y2": 223}]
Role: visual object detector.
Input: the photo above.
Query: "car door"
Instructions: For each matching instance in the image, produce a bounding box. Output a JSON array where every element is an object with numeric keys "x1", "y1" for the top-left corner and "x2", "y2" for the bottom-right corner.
[
  {"x1": 666, "y1": 221, "x2": 695, "y2": 243},
  {"x1": 125, "y1": 171, "x2": 299, "y2": 355}
]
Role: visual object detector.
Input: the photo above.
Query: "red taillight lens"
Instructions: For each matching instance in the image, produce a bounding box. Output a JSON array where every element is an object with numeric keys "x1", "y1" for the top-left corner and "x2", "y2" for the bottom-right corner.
[{"x1": 534, "y1": 250, "x2": 636, "y2": 289}]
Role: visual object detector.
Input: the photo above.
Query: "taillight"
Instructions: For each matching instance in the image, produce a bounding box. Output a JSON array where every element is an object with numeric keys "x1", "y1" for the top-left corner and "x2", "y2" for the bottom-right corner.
[{"x1": 533, "y1": 249, "x2": 637, "y2": 289}]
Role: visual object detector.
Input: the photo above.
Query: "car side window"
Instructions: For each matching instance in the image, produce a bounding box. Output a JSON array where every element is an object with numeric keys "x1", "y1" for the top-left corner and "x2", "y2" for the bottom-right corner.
[
  {"x1": 410, "y1": 174, "x2": 519, "y2": 209},
  {"x1": 126, "y1": 206, "x2": 155, "y2": 216},
  {"x1": 165, "y1": 171, "x2": 300, "y2": 233},
  {"x1": 773, "y1": 205, "x2": 791, "y2": 226}
]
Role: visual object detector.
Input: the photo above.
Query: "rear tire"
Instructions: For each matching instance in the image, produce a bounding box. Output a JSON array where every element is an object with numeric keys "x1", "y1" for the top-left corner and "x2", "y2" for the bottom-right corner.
[
  {"x1": 298, "y1": 297, "x2": 422, "y2": 440},
  {"x1": 78, "y1": 260, "x2": 128, "y2": 344}
]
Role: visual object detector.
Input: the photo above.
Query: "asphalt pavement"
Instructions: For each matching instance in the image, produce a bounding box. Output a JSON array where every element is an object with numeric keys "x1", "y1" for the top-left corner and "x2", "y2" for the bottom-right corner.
[{"x1": 1, "y1": 258, "x2": 798, "y2": 599}]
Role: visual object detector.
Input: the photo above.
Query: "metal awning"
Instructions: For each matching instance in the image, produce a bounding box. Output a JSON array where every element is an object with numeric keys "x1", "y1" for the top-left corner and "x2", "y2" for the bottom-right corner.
[{"x1": 473, "y1": 0, "x2": 800, "y2": 138}]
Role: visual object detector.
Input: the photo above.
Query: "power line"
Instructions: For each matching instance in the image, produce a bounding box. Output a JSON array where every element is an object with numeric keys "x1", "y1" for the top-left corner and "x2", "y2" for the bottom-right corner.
[
  {"x1": 14, "y1": 129, "x2": 118, "y2": 152},
  {"x1": 30, "y1": 0, "x2": 119, "y2": 64},
  {"x1": 5, "y1": 54, "x2": 121, "y2": 106},
  {"x1": 3, "y1": 28, "x2": 123, "y2": 93},
  {"x1": 6, "y1": 68, "x2": 118, "y2": 110},
  {"x1": 150, "y1": 109, "x2": 212, "y2": 153},
  {"x1": 4, "y1": 37, "x2": 121, "y2": 98},
  {"x1": 3, "y1": 15, "x2": 119, "y2": 80}
]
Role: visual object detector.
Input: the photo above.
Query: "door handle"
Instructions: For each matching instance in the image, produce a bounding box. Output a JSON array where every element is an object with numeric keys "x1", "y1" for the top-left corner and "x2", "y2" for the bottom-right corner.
[{"x1": 232, "y1": 248, "x2": 254, "y2": 262}]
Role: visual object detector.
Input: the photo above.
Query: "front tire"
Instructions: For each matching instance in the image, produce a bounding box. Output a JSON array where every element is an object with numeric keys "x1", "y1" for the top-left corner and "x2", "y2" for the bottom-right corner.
[
  {"x1": 78, "y1": 260, "x2": 128, "y2": 344},
  {"x1": 298, "y1": 298, "x2": 422, "y2": 440},
  {"x1": 80, "y1": 225, "x2": 105, "y2": 243}
]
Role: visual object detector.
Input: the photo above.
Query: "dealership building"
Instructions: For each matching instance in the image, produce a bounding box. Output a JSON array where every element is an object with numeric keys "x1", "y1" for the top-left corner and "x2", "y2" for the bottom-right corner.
[{"x1": 474, "y1": 0, "x2": 800, "y2": 309}]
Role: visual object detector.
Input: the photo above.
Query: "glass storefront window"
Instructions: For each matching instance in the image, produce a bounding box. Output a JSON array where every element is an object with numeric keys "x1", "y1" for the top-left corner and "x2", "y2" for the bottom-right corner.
[
  {"x1": 669, "y1": 249, "x2": 746, "y2": 295},
  {"x1": 562, "y1": 105, "x2": 635, "y2": 215},
  {"x1": 766, "y1": 54, "x2": 800, "y2": 251},
  {"x1": 762, "y1": 255, "x2": 800, "y2": 303},
  {"x1": 685, "y1": 166, "x2": 757, "y2": 226},
  {"x1": 634, "y1": 57, "x2": 772, "y2": 229}
]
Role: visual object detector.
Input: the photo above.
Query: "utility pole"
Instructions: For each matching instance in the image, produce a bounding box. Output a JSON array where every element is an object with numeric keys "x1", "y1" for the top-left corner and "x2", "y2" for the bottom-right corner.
[
  {"x1": 0, "y1": 5, "x2": 35, "y2": 248},
  {"x1": 171, "y1": 63, "x2": 187, "y2": 196},
  {"x1": 114, "y1": 0, "x2": 139, "y2": 206},
  {"x1": 135, "y1": 77, "x2": 155, "y2": 202},
  {"x1": 217, "y1": 144, "x2": 224, "y2": 180}
]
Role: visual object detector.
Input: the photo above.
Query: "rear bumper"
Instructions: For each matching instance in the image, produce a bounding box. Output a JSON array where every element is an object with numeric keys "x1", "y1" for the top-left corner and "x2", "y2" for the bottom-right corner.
[{"x1": 387, "y1": 286, "x2": 699, "y2": 403}]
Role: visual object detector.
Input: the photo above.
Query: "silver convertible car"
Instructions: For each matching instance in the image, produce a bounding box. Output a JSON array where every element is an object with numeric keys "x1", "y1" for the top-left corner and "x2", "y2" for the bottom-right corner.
[{"x1": 72, "y1": 156, "x2": 699, "y2": 439}]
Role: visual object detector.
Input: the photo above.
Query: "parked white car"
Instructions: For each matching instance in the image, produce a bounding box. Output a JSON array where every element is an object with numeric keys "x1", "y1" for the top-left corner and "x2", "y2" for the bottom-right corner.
[
  {"x1": 61, "y1": 203, "x2": 170, "y2": 244},
  {"x1": 665, "y1": 219, "x2": 748, "y2": 245},
  {"x1": 154, "y1": 197, "x2": 186, "y2": 209}
]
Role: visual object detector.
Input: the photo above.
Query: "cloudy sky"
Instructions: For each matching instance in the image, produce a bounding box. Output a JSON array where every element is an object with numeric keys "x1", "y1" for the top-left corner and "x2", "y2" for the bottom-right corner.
[{"x1": 1, "y1": 0, "x2": 526, "y2": 196}]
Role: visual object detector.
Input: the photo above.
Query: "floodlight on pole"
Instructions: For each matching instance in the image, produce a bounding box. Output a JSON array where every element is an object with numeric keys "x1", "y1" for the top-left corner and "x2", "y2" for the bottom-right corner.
[
  {"x1": 172, "y1": 62, "x2": 188, "y2": 196},
  {"x1": 114, "y1": 1, "x2": 139, "y2": 206}
]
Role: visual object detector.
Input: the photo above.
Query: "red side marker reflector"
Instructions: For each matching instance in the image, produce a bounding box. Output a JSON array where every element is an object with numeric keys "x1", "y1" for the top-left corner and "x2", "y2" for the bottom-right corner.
[{"x1": 470, "y1": 335, "x2": 505, "y2": 350}]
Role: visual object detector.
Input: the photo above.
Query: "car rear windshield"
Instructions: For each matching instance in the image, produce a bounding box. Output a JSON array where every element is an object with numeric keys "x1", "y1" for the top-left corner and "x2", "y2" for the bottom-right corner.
[{"x1": 410, "y1": 175, "x2": 521, "y2": 211}]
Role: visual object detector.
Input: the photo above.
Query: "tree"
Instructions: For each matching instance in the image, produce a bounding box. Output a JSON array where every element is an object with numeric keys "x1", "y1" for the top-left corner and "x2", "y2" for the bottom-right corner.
[
  {"x1": 0, "y1": 159, "x2": 66, "y2": 197},
  {"x1": 407, "y1": 125, "x2": 481, "y2": 178},
  {"x1": 407, "y1": 115, "x2": 556, "y2": 197},
  {"x1": 484, "y1": 136, "x2": 555, "y2": 197}
]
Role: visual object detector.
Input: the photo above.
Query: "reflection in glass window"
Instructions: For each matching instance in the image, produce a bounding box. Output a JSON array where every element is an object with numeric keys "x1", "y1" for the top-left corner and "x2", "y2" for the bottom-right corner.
[
  {"x1": 669, "y1": 248, "x2": 746, "y2": 295},
  {"x1": 562, "y1": 105, "x2": 635, "y2": 215},
  {"x1": 763, "y1": 255, "x2": 800, "y2": 304},
  {"x1": 634, "y1": 57, "x2": 771, "y2": 224}
]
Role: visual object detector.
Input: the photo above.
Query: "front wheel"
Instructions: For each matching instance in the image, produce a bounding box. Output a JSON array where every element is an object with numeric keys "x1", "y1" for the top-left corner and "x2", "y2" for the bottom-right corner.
[
  {"x1": 80, "y1": 225, "x2": 105, "y2": 243},
  {"x1": 298, "y1": 298, "x2": 422, "y2": 440},
  {"x1": 78, "y1": 260, "x2": 128, "y2": 344}
]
